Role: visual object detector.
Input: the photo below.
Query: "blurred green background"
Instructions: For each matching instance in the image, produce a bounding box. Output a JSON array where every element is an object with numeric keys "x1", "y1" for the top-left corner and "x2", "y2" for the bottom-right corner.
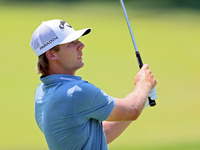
[{"x1": 0, "y1": 0, "x2": 200, "y2": 149}]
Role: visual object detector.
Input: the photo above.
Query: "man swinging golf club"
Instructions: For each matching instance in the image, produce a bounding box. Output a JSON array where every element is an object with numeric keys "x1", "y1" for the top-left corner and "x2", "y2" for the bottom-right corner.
[{"x1": 30, "y1": 19, "x2": 157, "y2": 150}]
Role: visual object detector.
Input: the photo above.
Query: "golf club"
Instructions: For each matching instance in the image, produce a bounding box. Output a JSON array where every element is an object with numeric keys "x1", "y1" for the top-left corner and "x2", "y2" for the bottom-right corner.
[{"x1": 119, "y1": 0, "x2": 156, "y2": 107}]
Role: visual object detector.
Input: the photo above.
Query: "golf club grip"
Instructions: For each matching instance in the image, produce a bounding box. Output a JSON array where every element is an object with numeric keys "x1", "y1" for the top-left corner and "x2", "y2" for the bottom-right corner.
[{"x1": 136, "y1": 51, "x2": 156, "y2": 107}]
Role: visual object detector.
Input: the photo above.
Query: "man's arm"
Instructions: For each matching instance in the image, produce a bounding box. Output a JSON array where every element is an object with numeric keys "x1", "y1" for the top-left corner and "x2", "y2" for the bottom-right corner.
[
  {"x1": 103, "y1": 121, "x2": 132, "y2": 144},
  {"x1": 103, "y1": 64, "x2": 157, "y2": 143},
  {"x1": 106, "y1": 64, "x2": 156, "y2": 121}
]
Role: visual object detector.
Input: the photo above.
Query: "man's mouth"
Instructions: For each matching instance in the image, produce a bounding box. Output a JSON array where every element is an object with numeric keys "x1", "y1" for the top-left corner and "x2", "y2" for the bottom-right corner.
[{"x1": 78, "y1": 54, "x2": 83, "y2": 60}]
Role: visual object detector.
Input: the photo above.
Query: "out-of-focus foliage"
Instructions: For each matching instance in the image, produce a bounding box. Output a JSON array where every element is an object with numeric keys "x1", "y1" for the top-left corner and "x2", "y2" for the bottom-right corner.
[{"x1": 1, "y1": 0, "x2": 200, "y2": 10}]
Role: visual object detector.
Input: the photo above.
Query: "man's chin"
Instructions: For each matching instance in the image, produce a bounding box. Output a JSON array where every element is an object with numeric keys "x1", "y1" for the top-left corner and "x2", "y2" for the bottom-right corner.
[{"x1": 78, "y1": 62, "x2": 84, "y2": 69}]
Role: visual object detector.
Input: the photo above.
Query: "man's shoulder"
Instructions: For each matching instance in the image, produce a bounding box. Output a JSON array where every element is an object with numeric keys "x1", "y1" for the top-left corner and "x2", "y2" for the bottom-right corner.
[
  {"x1": 66, "y1": 80, "x2": 98, "y2": 95},
  {"x1": 77, "y1": 80, "x2": 100, "y2": 93}
]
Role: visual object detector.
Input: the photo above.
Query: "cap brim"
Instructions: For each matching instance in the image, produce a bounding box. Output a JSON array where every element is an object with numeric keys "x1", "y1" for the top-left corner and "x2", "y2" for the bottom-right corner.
[{"x1": 61, "y1": 28, "x2": 91, "y2": 44}]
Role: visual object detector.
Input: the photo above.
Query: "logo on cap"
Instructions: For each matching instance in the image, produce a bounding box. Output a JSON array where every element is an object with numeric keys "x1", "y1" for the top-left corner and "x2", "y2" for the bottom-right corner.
[
  {"x1": 59, "y1": 20, "x2": 72, "y2": 29},
  {"x1": 40, "y1": 36, "x2": 58, "y2": 50},
  {"x1": 59, "y1": 20, "x2": 65, "y2": 29}
]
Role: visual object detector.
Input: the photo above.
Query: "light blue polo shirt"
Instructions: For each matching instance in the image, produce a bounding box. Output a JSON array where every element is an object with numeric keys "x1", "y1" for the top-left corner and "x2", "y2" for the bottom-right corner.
[{"x1": 35, "y1": 74, "x2": 115, "y2": 150}]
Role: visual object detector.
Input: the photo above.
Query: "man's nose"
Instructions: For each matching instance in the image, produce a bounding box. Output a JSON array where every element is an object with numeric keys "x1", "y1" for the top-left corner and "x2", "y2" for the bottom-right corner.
[{"x1": 77, "y1": 41, "x2": 85, "y2": 51}]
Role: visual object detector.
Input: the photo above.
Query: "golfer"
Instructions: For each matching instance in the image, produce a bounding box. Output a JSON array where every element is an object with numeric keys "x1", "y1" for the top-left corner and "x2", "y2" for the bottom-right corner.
[{"x1": 30, "y1": 19, "x2": 157, "y2": 150}]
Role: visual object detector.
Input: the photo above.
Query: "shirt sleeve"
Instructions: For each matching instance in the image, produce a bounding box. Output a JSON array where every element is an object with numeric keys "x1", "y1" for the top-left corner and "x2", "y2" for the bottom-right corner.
[{"x1": 71, "y1": 81, "x2": 115, "y2": 122}]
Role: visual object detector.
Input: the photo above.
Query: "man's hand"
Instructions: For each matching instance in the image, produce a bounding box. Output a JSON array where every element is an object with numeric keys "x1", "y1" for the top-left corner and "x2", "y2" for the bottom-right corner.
[
  {"x1": 134, "y1": 64, "x2": 157, "y2": 92},
  {"x1": 148, "y1": 87, "x2": 157, "y2": 100},
  {"x1": 144, "y1": 87, "x2": 157, "y2": 109}
]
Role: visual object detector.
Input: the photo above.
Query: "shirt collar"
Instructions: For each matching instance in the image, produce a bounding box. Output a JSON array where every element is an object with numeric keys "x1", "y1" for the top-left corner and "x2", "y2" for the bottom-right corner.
[{"x1": 40, "y1": 74, "x2": 82, "y2": 85}]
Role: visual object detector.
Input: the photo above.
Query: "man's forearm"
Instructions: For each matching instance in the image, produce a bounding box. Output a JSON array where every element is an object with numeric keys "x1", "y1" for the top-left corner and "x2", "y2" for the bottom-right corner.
[
  {"x1": 103, "y1": 121, "x2": 132, "y2": 144},
  {"x1": 125, "y1": 83, "x2": 150, "y2": 113},
  {"x1": 106, "y1": 85, "x2": 150, "y2": 122}
]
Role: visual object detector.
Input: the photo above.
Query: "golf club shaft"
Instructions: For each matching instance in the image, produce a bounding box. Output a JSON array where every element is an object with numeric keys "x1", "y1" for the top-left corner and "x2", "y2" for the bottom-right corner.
[{"x1": 120, "y1": 0, "x2": 156, "y2": 107}]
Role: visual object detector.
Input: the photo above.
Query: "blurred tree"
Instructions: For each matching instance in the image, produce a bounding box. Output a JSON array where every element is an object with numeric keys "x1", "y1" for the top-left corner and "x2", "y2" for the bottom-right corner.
[{"x1": 0, "y1": 0, "x2": 200, "y2": 9}]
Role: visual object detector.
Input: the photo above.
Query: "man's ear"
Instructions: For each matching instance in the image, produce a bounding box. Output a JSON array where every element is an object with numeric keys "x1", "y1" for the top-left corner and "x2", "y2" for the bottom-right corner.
[{"x1": 46, "y1": 50, "x2": 57, "y2": 60}]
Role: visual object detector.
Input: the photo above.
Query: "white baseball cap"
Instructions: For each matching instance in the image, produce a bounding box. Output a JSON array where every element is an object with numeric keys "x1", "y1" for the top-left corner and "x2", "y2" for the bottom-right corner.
[{"x1": 30, "y1": 19, "x2": 91, "y2": 56}]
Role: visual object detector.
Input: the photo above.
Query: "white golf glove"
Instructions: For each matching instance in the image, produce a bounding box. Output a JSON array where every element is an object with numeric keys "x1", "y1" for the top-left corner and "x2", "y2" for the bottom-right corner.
[{"x1": 144, "y1": 87, "x2": 157, "y2": 109}]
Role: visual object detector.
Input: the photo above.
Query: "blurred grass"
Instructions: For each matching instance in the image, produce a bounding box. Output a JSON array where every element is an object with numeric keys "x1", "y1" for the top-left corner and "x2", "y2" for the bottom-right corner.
[{"x1": 0, "y1": 1, "x2": 200, "y2": 150}]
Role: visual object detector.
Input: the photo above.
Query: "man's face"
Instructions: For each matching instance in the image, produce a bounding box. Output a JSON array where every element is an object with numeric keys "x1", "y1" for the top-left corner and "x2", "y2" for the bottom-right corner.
[{"x1": 54, "y1": 39, "x2": 85, "y2": 75}]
